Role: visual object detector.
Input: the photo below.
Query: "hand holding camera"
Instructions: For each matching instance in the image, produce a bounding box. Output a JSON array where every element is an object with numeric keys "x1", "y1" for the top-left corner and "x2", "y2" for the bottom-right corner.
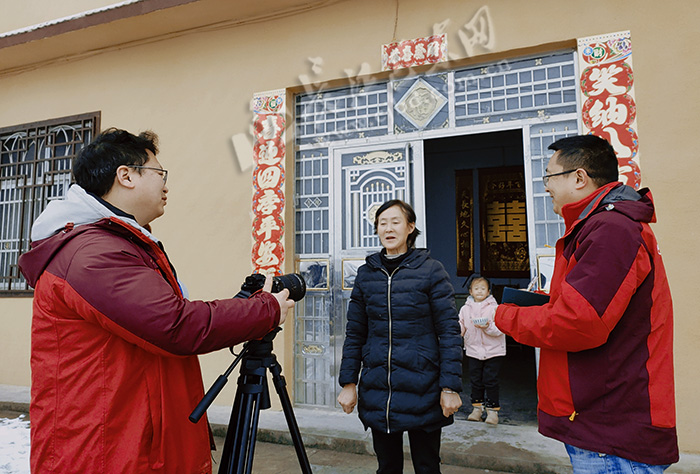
[
  {"x1": 264, "y1": 275, "x2": 294, "y2": 325},
  {"x1": 236, "y1": 272, "x2": 306, "y2": 327}
]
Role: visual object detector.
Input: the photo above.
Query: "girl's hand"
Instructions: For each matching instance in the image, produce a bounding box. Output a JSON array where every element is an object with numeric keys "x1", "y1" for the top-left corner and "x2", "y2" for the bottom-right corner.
[{"x1": 474, "y1": 321, "x2": 490, "y2": 329}]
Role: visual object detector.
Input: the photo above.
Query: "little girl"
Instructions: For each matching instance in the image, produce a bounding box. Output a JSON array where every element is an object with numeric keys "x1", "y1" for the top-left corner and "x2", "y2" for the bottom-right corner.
[{"x1": 458, "y1": 274, "x2": 506, "y2": 425}]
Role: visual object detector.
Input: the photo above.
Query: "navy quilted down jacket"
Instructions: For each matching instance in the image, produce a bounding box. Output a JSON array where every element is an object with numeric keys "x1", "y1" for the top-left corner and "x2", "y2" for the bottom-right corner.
[{"x1": 338, "y1": 249, "x2": 462, "y2": 433}]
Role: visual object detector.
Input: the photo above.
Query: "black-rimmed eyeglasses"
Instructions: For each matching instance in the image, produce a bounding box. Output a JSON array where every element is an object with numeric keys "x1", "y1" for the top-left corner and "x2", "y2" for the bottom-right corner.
[
  {"x1": 129, "y1": 165, "x2": 168, "y2": 184},
  {"x1": 542, "y1": 169, "x2": 576, "y2": 186}
]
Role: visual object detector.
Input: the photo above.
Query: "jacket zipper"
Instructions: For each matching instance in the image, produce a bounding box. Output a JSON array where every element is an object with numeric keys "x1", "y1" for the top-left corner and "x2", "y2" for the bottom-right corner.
[{"x1": 382, "y1": 267, "x2": 399, "y2": 433}]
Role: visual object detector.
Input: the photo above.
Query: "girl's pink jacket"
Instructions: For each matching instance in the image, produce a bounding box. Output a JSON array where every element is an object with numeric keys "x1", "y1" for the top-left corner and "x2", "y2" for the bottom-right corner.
[{"x1": 458, "y1": 295, "x2": 505, "y2": 360}]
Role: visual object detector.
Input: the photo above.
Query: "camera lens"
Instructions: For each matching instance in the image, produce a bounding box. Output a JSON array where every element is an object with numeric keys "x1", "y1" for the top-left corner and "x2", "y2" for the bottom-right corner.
[{"x1": 273, "y1": 273, "x2": 307, "y2": 302}]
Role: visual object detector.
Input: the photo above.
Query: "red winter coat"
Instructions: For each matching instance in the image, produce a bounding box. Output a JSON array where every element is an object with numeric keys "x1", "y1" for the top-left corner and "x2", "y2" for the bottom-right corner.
[
  {"x1": 18, "y1": 185, "x2": 281, "y2": 473},
  {"x1": 495, "y1": 182, "x2": 678, "y2": 465}
]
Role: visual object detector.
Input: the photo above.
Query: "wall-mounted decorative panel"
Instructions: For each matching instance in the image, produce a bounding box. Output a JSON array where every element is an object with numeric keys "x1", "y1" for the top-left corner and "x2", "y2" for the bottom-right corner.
[{"x1": 393, "y1": 75, "x2": 449, "y2": 133}]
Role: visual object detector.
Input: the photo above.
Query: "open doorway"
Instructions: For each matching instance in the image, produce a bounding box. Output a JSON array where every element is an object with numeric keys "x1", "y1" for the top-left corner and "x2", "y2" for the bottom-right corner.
[{"x1": 423, "y1": 130, "x2": 538, "y2": 425}]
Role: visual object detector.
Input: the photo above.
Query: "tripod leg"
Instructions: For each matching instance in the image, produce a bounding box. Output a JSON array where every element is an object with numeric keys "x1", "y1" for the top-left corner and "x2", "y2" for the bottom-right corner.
[
  {"x1": 269, "y1": 361, "x2": 313, "y2": 474},
  {"x1": 219, "y1": 369, "x2": 265, "y2": 474},
  {"x1": 239, "y1": 378, "x2": 263, "y2": 474},
  {"x1": 219, "y1": 386, "x2": 243, "y2": 474}
]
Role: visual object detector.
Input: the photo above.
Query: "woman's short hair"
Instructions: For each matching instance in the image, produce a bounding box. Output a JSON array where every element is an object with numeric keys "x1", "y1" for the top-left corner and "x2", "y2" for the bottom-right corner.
[{"x1": 373, "y1": 199, "x2": 422, "y2": 248}]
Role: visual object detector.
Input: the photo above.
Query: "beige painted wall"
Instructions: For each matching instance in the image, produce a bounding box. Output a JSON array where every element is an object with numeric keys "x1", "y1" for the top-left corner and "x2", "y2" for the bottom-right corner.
[
  {"x1": 0, "y1": 298, "x2": 32, "y2": 384},
  {"x1": 0, "y1": 0, "x2": 698, "y2": 453}
]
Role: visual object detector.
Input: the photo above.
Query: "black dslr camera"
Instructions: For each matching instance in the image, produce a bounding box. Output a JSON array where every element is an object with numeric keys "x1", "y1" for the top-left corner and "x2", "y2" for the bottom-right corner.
[{"x1": 235, "y1": 273, "x2": 306, "y2": 302}]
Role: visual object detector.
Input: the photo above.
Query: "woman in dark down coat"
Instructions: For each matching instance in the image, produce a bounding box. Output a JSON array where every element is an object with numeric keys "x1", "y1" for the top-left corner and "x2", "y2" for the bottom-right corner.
[{"x1": 338, "y1": 199, "x2": 463, "y2": 474}]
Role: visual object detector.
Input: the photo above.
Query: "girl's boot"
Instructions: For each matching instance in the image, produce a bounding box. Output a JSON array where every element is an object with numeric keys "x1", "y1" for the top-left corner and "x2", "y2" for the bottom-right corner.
[
  {"x1": 485, "y1": 406, "x2": 500, "y2": 425},
  {"x1": 467, "y1": 403, "x2": 484, "y2": 422}
]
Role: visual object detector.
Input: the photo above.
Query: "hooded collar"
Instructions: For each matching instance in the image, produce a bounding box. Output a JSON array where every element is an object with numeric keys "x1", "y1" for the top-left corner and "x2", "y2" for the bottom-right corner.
[
  {"x1": 466, "y1": 294, "x2": 498, "y2": 308},
  {"x1": 30, "y1": 184, "x2": 158, "y2": 244},
  {"x1": 560, "y1": 181, "x2": 654, "y2": 237},
  {"x1": 89, "y1": 191, "x2": 137, "y2": 221},
  {"x1": 18, "y1": 184, "x2": 173, "y2": 291}
]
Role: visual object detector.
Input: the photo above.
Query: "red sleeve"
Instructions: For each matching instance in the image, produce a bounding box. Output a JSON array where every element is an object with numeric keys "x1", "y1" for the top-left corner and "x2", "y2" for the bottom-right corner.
[
  {"x1": 495, "y1": 217, "x2": 651, "y2": 352},
  {"x1": 63, "y1": 238, "x2": 280, "y2": 356},
  {"x1": 495, "y1": 291, "x2": 609, "y2": 352}
]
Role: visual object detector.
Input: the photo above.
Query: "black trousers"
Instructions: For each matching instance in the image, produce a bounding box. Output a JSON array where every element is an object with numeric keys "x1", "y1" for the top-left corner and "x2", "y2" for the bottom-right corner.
[
  {"x1": 371, "y1": 428, "x2": 442, "y2": 474},
  {"x1": 467, "y1": 356, "x2": 504, "y2": 407}
]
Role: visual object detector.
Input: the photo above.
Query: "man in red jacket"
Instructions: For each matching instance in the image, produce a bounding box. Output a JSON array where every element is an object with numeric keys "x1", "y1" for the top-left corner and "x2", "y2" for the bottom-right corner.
[
  {"x1": 495, "y1": 135, "x2": 678, "y2": 473},
  {"x1": 19, "y1": 128, "x2": 295, "y2": 473}
]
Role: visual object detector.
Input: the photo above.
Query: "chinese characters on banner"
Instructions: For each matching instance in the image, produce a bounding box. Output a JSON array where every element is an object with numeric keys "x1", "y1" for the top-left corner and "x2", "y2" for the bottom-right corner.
[
  {"x1": 479, "y1": 167, "x2": 529, "y2": 278},
  {"x1": 578, "y1": 31, "x2": 640, "y2": 190},
  {"x1": 251, "y1": 90, "x2": 286, "y2": 276},
  {"x1": 382, "y1": 34, "x2": 447, "y2": 71},
  {"x1": 381, "y1": 6, "x2": 495, "y2": 71},
  {"x1": 455, "y1": 170, "x2": 474, "y2": 276}
]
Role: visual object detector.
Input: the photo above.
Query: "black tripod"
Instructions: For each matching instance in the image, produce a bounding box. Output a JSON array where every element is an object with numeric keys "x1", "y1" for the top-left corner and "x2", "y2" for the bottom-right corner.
[{"x1": 190, "y1": 328, "x2": 312, "y2": 474}]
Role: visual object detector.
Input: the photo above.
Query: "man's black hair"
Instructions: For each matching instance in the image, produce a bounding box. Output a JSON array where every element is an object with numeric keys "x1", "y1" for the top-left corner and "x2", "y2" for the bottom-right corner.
[
  {"x1": 73, "y1": 128, "x2": 159, "y2": 196},
  {"x1": 548, "y1": 134, "x2": 618, "y2": 187},
  {"x1": 373, "y1": 199, "x2": 421, "y2": 248}
]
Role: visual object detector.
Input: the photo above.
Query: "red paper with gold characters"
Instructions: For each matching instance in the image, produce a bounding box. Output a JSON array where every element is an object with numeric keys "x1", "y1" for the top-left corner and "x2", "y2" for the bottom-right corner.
[
  {"x1": 381, "y1": 34, "x2": 447, "y2": 71},
  {"x1": 578, "y1": 31, "x2": 640, "y2": 190},
  {"x1": 251, "y1": 91, "x2": 286, "y2": 276}
]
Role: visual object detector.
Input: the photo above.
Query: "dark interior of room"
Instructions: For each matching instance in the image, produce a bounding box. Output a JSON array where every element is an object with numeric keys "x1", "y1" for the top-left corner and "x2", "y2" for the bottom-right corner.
[{"x1": 424, "y1": 130, "x2": 538, "y2": 425}]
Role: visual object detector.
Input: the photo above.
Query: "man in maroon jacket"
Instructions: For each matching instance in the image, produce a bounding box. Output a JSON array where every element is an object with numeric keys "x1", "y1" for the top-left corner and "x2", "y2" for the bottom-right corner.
[
  {"x1": 19, "y1": 128, "x2": 295, "y2": 473},
  {"x1": 495, "y1": 135, "x2": 678, "y2": 473}
]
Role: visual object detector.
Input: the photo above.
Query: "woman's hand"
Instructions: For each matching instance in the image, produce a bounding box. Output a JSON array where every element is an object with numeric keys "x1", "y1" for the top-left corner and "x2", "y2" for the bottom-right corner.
[
  {"x1": 338, "y1": 383, "x2": 358, "y2": 414},
  {"x1": 440, "y1": 390, "x2": 462, "y2": 417}
]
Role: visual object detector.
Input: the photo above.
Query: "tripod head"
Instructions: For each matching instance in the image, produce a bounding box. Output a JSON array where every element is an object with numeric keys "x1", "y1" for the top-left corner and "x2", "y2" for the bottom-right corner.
[
  {"x1": 189, "y1": 327, "x2": 282, "y2": 424},
  {"x1": 243, "y1": 327, "x2": 281, "y2": 358}
]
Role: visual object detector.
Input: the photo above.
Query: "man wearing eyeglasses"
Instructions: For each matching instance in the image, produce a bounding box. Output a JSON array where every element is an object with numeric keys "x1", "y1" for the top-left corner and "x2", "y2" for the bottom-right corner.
[
  {"x1": 495, "y1": 135, "x2": 678, "y2": 473},
  {"x1": 18, "y1": 128, "x2": 294, "y2": 473}
]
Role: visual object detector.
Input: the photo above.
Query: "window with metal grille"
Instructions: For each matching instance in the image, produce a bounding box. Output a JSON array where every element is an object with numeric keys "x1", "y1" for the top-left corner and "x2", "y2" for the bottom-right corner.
[
  {"x1": 0, "y1": 112, "x2": 100, "y2": 295},
  {"x1": 295, "y1": 148, "x2": 330, "y2": 255},
  {"x1": 528, "y1": 120, "x2": 579, "y2": 249},
  {"x1": 295, "y1": 83, "x2": 390, "y2": 145},
  {"x1": 455, "y1": 52, "x2": 577, "y2": 126}
]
